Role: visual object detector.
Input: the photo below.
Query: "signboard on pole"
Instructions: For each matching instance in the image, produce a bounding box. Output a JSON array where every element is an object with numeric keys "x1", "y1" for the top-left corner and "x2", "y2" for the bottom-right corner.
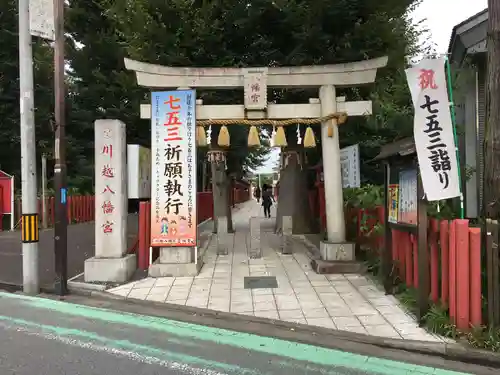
[
  {"x1": 127, "y1": 145, "x2": 151, "y2": 199},
  {"x1": 29, "y1": 0, "x2": 55, "y2": 41},
  {"x1": 150, "y1": 90, "x2": 197, "y2": 247},
  {"x1": 340, "y1": 144, "x2": 360, "y2": 188},
  {"x1": 398, "y1": 169, "x2": 418, "y2": 225},
  {"x1": 405, "y1": 58, "x2": 461, "y2": 201}
]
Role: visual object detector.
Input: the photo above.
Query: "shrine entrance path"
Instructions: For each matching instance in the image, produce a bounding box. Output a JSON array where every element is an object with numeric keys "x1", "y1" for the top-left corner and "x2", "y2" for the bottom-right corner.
[
  {"x1": 107, "y1": 200, "x2": 450, "y2": 343},
  {"x1": 0, "y1": 215, "x2": 139, "y2": 288}
]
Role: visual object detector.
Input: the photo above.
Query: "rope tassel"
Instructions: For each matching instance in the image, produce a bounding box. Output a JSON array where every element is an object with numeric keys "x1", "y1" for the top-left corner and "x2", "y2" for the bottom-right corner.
[
  {"x1": 303, "y1": 126, "x2": 316, "y2": 148},
  {"x1": 218, "y1": 125, "x2": 230, "y2": 147},
  {"x1": 196, "y1": 126, "x2": 207, "y2": 147},
  {"x1": 247, "y1": 125, "x2": 260, "y2": 147},
  {"x1": 274, "y1": 126, "x2": 287, "y2": 147}
]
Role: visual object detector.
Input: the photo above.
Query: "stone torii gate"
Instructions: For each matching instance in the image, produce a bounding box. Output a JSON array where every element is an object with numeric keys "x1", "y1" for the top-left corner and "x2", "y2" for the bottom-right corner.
[{"x1": 125, "y1": 56, "x2": 387, "y2": 272}]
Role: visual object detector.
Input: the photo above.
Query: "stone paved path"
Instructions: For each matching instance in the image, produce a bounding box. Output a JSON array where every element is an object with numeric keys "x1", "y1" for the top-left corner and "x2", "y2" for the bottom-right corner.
[{"x1": 108, "y1": 200, "x2": 448, "y2": 342}]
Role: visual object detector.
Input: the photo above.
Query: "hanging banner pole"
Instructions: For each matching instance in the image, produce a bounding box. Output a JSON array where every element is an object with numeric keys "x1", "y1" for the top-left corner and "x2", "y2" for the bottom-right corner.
[{"x1": 444, "y1": 56, "x2": 465, "y2": 219}]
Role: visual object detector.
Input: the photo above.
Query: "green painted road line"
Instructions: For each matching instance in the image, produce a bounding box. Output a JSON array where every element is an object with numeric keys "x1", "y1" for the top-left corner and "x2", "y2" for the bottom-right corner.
[
  {"x1": 0, "y1": 315, "x2": 259, "y2": 375},
  {"x1": 0, "y1": 292, "x2": 472, "y2": 375}
]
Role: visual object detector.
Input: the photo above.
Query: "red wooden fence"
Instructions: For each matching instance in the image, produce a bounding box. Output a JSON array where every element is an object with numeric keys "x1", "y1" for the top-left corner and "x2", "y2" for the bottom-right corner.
[
  {"x1": 350, "y1": 206, "x2": 482, "y2": 330},
  {"x1": 14, "y1": 195, "x2": 96, "y2": 229},
  {"x1": 10, "y1": 183, "x2": 250, "y2": 232}
]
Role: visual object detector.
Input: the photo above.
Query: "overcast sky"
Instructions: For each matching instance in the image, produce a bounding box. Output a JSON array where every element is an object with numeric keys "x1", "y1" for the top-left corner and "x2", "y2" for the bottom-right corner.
[{"x1": 255, "y1": 0, "x2": 488, "y2": 174}]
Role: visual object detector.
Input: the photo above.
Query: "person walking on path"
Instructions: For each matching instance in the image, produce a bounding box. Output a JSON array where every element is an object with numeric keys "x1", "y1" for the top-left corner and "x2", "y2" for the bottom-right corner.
[
  {"x1": 261, "y1": 184, "x2": 274, "y2": 218},
  {"x1": 254, "y1": 185, "x2": 261, "y2": 203}
]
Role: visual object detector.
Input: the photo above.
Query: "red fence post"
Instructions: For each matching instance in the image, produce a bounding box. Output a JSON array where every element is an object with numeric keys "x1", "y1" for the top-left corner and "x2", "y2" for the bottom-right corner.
[
  {"x1": 455, "y1": 219, "x2": 470, "y2": 331},
  {"x1": 469, "y1": 227, "x2": 482, "y2": 328},
  {"x1": 429, "y1": 219, "x2": 439, "y2": 303},
  {"x1": 411, "y1": 234, "x2": 419, "y2": 288},
  {"x1": 77, "y1": 196, "x2": 83, "y2": 222},
  {"x1": 440, "y1": 220, "x2": 449, "y2": 305},
  {"x1": 67, "y1": 196, "x2": 72, "y2": 223},
  {"x1": 404, "y1": 233, "x2": 413, "y2": 286},
  {"x1": 449, "y1": 220, "x2": 457, "y2": 323}
]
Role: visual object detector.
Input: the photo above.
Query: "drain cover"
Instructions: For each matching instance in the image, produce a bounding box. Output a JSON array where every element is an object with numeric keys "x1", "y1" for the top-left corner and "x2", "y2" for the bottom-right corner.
[{"x1": 244, "y1": 276, "x2": 278, "y2": 289}]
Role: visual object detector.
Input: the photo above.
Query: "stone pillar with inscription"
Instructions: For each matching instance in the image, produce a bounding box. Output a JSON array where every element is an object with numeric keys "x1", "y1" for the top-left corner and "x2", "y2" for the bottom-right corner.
[{"x1": 84, "y1": 119, "x2": 136, "y2": 282}]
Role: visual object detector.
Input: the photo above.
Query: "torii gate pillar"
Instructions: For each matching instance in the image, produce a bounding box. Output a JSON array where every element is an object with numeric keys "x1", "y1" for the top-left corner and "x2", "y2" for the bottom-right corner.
[{"x1": 319, "y1": 85, "x2": 345, "y2": 243}]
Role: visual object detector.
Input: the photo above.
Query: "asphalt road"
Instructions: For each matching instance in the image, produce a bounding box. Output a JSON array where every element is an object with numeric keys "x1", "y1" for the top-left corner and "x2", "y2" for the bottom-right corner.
[
  {"x1": 0, "y1": 215, "x2": 139, "y2": 288},
  {"x1": 0, "y1": 291, "x2": 496, "y2": 375}
]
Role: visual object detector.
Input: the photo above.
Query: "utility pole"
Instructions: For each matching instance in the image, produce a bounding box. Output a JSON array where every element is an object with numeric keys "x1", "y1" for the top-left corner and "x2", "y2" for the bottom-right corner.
[
  {"x1": 53, "y1": 0, "x2": 68, "y2": 295},
  {"x1": 41, "y1": 153, "x2": 47, "y2": 229},
  {"x1": 18, "y1": 0, "x2": 40, "y2": 294},
  {"x1": 485, "y1": 0, "x2": 500, "y2": 218}
]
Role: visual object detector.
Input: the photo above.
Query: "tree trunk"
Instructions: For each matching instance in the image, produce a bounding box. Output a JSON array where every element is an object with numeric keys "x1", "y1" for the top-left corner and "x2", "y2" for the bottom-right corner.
[
  {"x1": 275, "y1": 148, "x2": 314, "y2": 234},
  {"x1": 210, "y1": 160, "x2": 233, "y2": 233},
  {"x1": 485, "y1": 1, "x2": 500, "y2": 218}
]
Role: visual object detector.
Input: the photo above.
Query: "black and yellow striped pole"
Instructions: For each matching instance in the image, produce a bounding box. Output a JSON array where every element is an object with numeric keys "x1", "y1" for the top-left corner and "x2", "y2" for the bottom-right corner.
[{"x1": 21, "y1": 213, "x2": 39, "y2": 243}]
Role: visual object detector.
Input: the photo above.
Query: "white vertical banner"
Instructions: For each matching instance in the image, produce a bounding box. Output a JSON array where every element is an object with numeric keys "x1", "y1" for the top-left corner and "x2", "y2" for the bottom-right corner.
[
  {"x1": 94, "y1": 120, "x2": 127, "y2": 258},
  {"x1": 340, "y1": 144, "x2": 360, "y2": 188},
  {"x1": 405, "y1": 58, "x2": 461, "y2": 201},
  {"x1": 150, "y1": 91, "x2": 197, "y2": 247},
  {"x1": 29, "y1": 0, "x2": 55, "y2": 41},
  {"x1": 127, "y1": 144, "x2": 151, "y2": 199}
]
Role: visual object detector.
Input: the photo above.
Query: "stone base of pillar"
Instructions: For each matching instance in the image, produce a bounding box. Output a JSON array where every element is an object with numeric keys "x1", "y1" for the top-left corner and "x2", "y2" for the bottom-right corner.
[
  {"x1": 249, "y1": 217, "x2": 261, "y2": 258},
  {"x1": 310, "y1": 240, "x2": 365, "y2": 274},
  {"x1": 281, "y1": 216, "x2": 293, "y2": 254},
  {"x1": 216, "y1": 217, "x2": 228, "y2": 234},
  {"x1": 84, "y1": 254, "x2": 136, "y2": 283},
  {"x1": 148, "y1": 246, "x2": 203, "y2": 277},
  {"x1": 310, "y1": 258, "x2": 366, "y2": 274},
  {"x1": 217, "y1": 233, "x2": 234, "y2": 255},
  {"x1": 319, "y1": 241, "x2": 355, "y2": 261}
]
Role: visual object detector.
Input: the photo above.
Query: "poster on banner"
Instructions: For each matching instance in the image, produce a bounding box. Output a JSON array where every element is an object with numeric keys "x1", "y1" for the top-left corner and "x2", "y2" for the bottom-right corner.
[
  {"x1": 398, "y1": 169, "x2": 417, "y2": 225},
  {"x1": 150, "y1": 90, "x2": 197, "y2": 247},
  {"x1": 405, "y1": 58, "x2": 460, "y2": 201},
  {"x1": 388, "y1": 184, "x2": 399, "y2": 223}
]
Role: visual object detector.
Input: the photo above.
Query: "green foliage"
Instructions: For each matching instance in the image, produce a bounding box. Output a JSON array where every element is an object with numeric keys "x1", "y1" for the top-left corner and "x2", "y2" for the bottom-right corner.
[{"x1": 343, "y1": 185, "x2": 384, "y2": 208}]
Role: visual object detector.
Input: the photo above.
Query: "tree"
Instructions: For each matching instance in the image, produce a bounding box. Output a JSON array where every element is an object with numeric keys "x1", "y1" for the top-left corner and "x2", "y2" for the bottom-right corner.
[
  {"x1": 0, "y1": 0, "x2": 55, "y2": 186},
  {"x1": 485, "y1": 0, "x2": 500, "y2": 218},
  {"x1": 67, "y1": 0, "x2": 270, "y2": 186}
]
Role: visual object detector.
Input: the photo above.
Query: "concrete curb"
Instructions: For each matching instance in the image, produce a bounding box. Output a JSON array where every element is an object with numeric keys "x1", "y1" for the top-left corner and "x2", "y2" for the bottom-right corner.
[
  {"x1": 64, "y1": 287, "x2": 500, "y2": 369},
  {"x1": 68, "y1": 272, "x2": 108, "y2": 293}
]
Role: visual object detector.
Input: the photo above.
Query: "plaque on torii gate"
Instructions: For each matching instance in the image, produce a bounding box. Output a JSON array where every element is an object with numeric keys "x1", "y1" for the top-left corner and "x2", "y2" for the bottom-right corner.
[{"x1": 124, "y1": 56, "x2": 388, "y2": 274}]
